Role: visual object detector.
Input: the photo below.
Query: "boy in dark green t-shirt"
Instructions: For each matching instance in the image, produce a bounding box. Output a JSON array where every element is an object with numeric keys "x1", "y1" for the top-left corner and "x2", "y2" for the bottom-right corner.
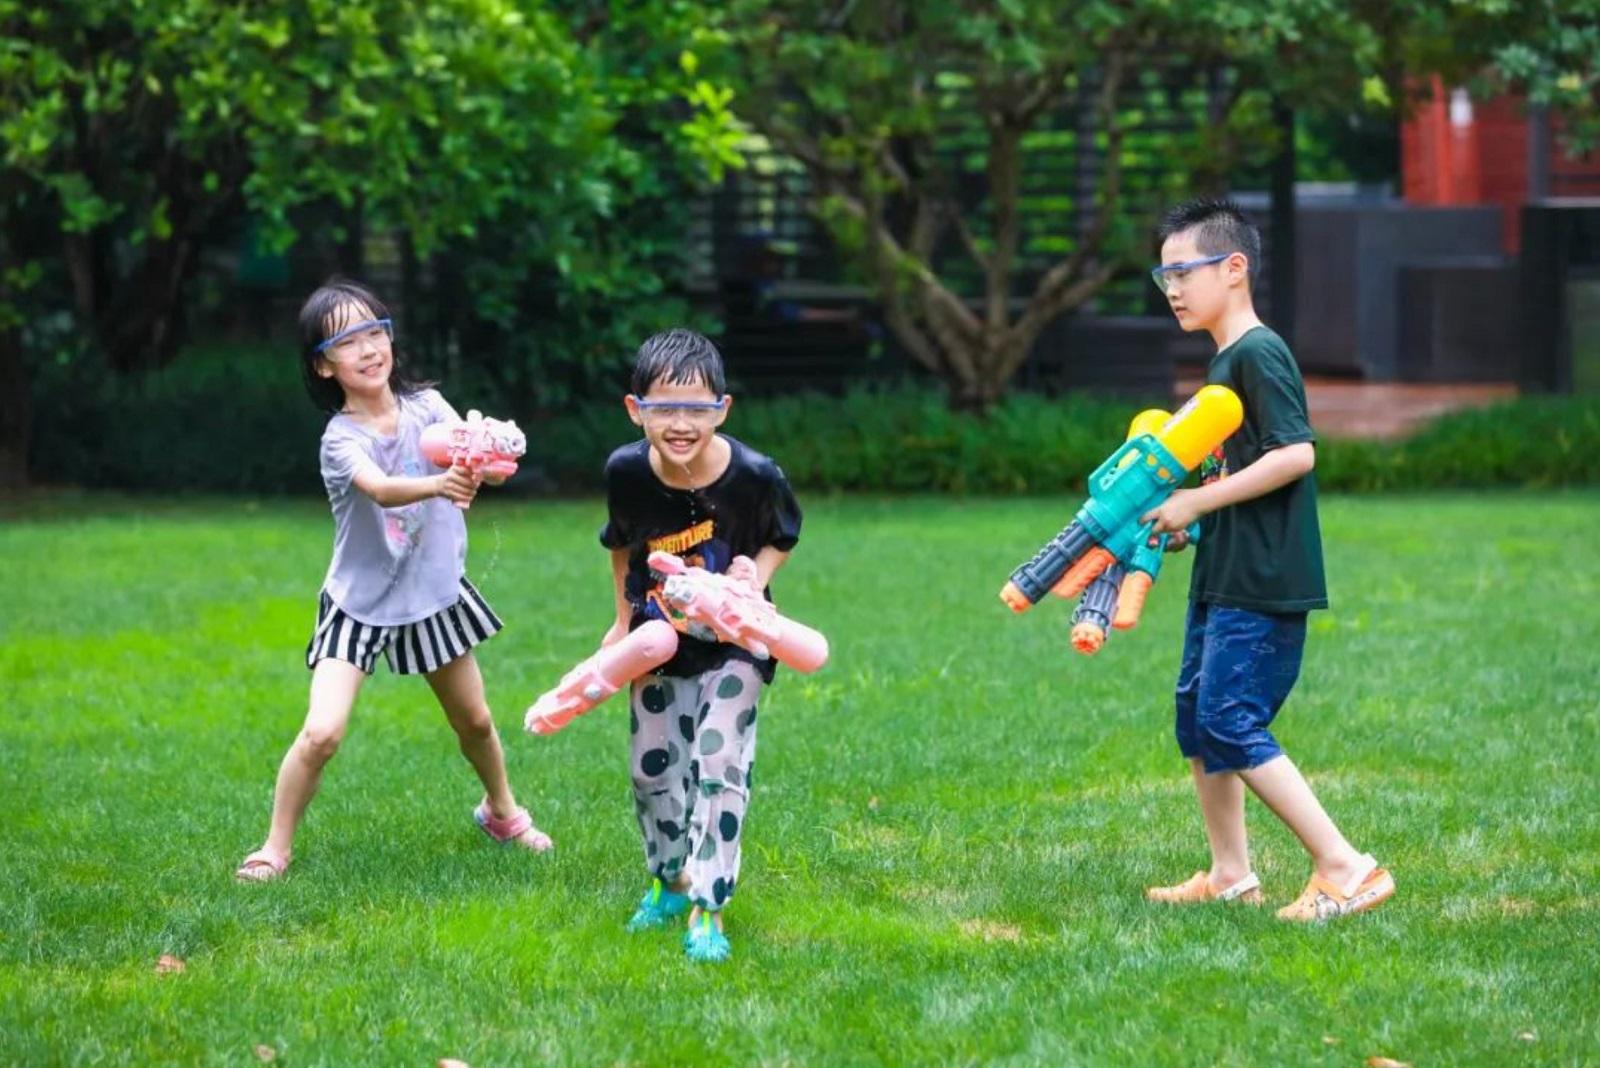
[{"x1": 1140, "y1": 197, "x2": 1394, "y2": 921}]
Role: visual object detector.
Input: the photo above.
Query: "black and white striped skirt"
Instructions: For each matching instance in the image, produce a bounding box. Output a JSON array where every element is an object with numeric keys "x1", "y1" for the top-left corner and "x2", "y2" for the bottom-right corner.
[{"x1": 305, "y1": 577, "x2": 503, "y2": 676}]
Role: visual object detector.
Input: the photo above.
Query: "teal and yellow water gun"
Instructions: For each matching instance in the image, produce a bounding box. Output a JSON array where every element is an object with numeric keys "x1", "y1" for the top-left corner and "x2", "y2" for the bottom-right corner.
[
  {"x1": 999, "y1": 384, "x2": 1243, "y2": 653},
  {"x1": 1063, "y1": 518, "x2": 1194, "y2": 654}
]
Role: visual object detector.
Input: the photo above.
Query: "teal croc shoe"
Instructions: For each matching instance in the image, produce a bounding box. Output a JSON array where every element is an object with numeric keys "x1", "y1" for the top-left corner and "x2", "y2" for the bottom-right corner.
[
  {"x1": 626, "y1": 878, "x2": 689, "y2": 933},
  {"x1": 683, "y1": 911, "x2": 731, "y2": 963}
]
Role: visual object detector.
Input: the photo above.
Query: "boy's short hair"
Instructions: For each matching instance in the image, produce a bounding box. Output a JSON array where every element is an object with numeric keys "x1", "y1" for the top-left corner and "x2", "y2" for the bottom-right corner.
[
  {"x1": 1157, "y1": 196, "x2": 1262, "y2": 286},
  {"x1": 631, "y1": 328, "x2": 726, "y2": 396}
]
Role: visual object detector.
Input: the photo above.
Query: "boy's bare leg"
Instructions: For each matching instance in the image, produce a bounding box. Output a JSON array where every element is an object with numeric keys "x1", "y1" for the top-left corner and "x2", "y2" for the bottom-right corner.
[
  {"x1": 1240, "y1": 754, "x2": 1368, "y2": 886},
  {"x1": 263, "y1": 658, "x2": 366, "y2": 858},
  {"x1": 1191, "y1": 758, "x2": 1252, "y2": 888}
]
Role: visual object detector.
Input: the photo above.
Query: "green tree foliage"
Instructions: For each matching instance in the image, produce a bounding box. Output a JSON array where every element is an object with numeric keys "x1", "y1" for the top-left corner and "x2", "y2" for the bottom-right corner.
[
  {"x1": 427, "y1": 1, "x2": 743, "y2": 409},
  {"x1": 694, "y1": 0, "x2": 1599, "y2": 410},
  {"x1": 1486, "y1": 0, "x2": 1600, "y2": 152},
  {"x1": 0, "y1": 0, "x2": 718, "y2": 488}
]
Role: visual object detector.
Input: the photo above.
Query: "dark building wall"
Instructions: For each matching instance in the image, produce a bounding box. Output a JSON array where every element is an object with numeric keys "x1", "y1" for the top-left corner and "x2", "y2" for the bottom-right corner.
[{"x1": 1295, "y1": 202, "x2": 1505, "y2": 379}]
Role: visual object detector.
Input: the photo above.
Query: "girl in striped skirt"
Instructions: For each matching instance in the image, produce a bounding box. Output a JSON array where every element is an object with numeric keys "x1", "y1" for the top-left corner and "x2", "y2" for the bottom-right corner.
[{"x1": 235, "y1": 279, "x2": 551, "y2": 881}]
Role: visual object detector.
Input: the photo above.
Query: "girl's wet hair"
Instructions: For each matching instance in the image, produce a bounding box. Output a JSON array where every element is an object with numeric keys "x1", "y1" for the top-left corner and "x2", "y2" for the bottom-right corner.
[
  {"x1": 630, "y1": 328, "x2": 726, "y2": 397},
  {"x1": 298, "y1": 277, "x2": 431, "y2": 412}
]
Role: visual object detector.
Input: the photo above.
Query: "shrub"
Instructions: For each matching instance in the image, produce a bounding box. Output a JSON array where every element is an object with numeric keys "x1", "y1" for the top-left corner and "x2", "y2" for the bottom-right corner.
[{"x1": 30, "y1": 351, "x2": 1600, "y2": 495}]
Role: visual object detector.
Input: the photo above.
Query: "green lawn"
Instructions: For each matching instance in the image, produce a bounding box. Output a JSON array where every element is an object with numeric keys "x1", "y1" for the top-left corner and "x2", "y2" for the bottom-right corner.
[{"x1": 2, "y1": 493, "x2": 1597, "y2": 1066}]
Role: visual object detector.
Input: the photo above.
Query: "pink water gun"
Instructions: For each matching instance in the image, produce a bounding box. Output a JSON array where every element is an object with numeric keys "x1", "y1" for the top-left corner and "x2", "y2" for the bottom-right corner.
[
  {"x1": 647, "y1": 551, "x2": 830, "y2": 673},
  {"x1": 418, "y1": 409, "x2": 525, "y2": 509},
  {"x1": 523, "y1": 620, "x2": 680, "y2": 735}
]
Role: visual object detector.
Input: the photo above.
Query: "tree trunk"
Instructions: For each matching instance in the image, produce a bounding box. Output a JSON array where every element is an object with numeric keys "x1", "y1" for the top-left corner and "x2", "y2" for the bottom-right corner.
[
  {"x1": 338, "y1": 193, "x2": 366, "y2": 277},
  {"x1": 947, "y1": 373, "x2": 1006, "y2": 414},
  {"x1": 945, "y1": 336, "x2": 1016, "y2": 414},
  {"x1": 0, "y1": 322, "x2": 30, "y2": 493},
  {"x1": 1268, "y1": 99, "x2": 1297, "y2": 347},
  {"x1": 99, "y1": 234, "x2": 196, "y2": 373}
]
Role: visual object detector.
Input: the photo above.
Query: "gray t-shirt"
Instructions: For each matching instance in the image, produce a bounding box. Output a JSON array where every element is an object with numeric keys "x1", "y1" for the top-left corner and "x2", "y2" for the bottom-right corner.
[{"x1": 318, "y1": 389, "x2": 468, "y2": 625}]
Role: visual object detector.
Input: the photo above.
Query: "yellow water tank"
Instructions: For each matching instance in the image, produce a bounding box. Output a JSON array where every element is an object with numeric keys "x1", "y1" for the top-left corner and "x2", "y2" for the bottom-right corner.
[{"x1": 1155, "y1": 385, "x2": 1243, "y2": 471}]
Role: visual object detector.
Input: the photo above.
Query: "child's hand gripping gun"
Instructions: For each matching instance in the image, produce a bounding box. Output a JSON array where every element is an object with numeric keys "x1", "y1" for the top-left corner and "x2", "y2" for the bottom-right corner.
[
  {"x1": 1066, "y1": 521, "x2": 1200, "y2": 654},
  {"x1": 522, "y1": 554, "x2": 830, "y2": 736},
  {"x1": 524, "y1": 620, "x2": 680, "y2": 735},
  {"x1": 1000, "y1": 384, "x2": 1242, "y2": 651},
  {"x1": 419, "y1": 410, "x2": 526, "y2": 509},
  {"x1": 1066, "y1": 404, "x2": 1204, "y2": 655},
  {"x1": 647, "y1": 551, "x2": 830, "y2": 673}
]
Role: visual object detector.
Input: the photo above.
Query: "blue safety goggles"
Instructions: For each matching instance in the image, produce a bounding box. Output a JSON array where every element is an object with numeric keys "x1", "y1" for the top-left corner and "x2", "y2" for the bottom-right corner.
[
  {"x1": 1149, "y1": 253, "x2": 1232, "y2": 292},
  {"x1": 315, "y1": 317, "x2": 393, "y2": 354},
  {"x1": 629, "y1": 396, "x2": 729, "y2": 422}
]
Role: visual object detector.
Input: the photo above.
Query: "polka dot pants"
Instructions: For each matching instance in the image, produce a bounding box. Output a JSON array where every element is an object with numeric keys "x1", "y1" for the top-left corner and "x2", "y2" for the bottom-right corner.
[{"x1": 629, "y1": 660, "x2": 762, "y2": 912}]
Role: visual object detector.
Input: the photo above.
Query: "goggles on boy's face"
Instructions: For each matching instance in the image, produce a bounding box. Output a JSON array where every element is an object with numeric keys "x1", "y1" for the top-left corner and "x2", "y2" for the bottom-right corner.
[
  {"x1": 1149, "y1": 253, "x2": 1232, "y2": 293},
  {"x1": 630, "y1": 396, "x2": 728, "y2": 425},
  {"x1": 316, "y1": 318, "x2": 393, "y2": 356}
]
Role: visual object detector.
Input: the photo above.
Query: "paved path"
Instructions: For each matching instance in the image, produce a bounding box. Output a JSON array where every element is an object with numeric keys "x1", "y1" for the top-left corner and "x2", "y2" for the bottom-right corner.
[{"x1": 1177, "y1": 377, "x2": 1518, "y2": 440}]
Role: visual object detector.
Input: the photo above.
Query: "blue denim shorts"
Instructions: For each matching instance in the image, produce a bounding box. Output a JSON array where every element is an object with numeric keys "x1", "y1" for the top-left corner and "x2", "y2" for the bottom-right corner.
[{"x1": 1174, "y1": 601, "x2": 1307, "y2": 773}]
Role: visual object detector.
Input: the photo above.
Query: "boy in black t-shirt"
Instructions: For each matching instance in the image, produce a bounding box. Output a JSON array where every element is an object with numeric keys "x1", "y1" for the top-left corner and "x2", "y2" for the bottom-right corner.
[
  {"x1": 599, "y1": 328, "x2": 803, "y2": 962},
  {"x1": 1141, "y1": 198, "x2": 1394, "y2": 921}
]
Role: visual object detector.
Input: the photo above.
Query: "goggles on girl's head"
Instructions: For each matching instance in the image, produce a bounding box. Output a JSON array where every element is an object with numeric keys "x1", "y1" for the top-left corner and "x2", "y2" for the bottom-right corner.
[{"x1": 315, "y1": 317, "x2": 394, "y2": 354}]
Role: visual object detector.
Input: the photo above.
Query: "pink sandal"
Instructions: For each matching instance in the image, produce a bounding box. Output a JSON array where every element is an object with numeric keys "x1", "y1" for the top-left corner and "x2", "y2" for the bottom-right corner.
[
  {"x1": 474, "y1": 801, "x2": 553, "y2": 853},
  {"x1": 235, "y1": 847, "x2": 290, "y2": 883}
]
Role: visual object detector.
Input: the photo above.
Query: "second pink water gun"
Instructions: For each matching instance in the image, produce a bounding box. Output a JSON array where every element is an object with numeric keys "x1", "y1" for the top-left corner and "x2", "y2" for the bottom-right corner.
[
  {"x1": 647, "y1": 551, "x2": 829, "y2": 673},
  {"x1": 523, "y1": 620, "x2": 680, "y2": 735},
  {"x1": 419, "y1": 409, "x2": 526, "y2": 509}
]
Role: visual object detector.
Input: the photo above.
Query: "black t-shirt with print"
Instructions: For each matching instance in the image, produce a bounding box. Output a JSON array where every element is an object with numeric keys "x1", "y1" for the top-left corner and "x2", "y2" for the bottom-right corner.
[
  {"x1": 1190, "y1": 325, "x2": 1329, "y2": 613},
  {"x1": 599, "y1": 434, "x2": 803, "y2": 682}
]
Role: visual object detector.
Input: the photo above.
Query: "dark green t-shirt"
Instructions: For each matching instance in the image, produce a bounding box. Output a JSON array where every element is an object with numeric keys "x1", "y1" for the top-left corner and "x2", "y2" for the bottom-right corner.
[{"x1": 1189, "y1": 325, "x2": 1328, "y2": 613}]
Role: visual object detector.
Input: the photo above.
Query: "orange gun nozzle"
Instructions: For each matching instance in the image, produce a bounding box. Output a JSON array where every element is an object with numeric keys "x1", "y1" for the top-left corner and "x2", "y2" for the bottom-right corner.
[
  {"x1": 1113, "y1": 571, "x2": 1154, "y2": 630},
  {"x1": 1051, "y1": 547, "x2": 1114, "y2": 600},
  {"x1": 1070, "y1": 622, "x2": 1106, "y2": 655},
  {"x1": 999, "y1": 582, "x2": 1032, "y2": 614}
]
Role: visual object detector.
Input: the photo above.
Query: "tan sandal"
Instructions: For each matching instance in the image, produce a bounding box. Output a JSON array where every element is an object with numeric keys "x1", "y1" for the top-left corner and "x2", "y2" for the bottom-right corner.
[
  {"x1": 235, "y1": 847, "x2": 290, "y2": 883},
  {"x1": 1147, "y1": 870, "x2": 1263, "y2": 905},
  {"x1": 1277, "y1": 856, "x2": 1394, "y2": 922}
]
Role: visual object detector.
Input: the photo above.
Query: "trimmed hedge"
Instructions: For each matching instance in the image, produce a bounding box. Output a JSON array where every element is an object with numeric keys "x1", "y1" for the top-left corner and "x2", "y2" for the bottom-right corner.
[
  {"x1": 28, "y1": 344, "x2": 326, "y2": 495},
  {"x1": 541, "y1": 388, "x2": 1600, "y2": 494},
  {"x1": 27, "y1": 346, "x2": 1600, "y2": 494},
  {"x1": 1313, "y1": 396, "x2": 1600, "y2": 491}
]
